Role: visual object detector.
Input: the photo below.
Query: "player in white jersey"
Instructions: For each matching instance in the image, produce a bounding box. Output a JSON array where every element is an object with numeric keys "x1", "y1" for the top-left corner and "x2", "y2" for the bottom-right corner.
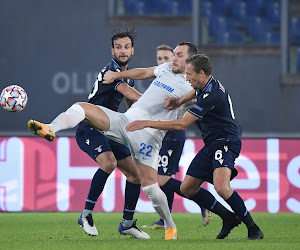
[
  {"x1": 27, "y1": 42, "x2": 197, "y2": 240},
  {"x1": 141, "y1": 44, "x2": 212, "y2": 230}
]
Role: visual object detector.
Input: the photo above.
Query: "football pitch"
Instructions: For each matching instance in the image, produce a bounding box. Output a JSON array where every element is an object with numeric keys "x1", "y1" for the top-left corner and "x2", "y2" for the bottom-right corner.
[{"x1": 1, "y1": 212, "x2": 299, "y2": 249}]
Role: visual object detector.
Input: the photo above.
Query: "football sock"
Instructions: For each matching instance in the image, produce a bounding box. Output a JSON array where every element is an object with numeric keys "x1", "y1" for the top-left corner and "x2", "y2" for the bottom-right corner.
[
  {"x1": 84, "y1": 168, "x2": 109, "y2": 211},
  {"x1": 142, "y1": 183, "x2": 176, "y2": 228},
  {"x1": 160, "y1": 179, "x2": 176, "y2": 212},
  {"x1": 121, "y1": 218, "x2": 134, "y2": 228},
  {"x1": 191, "y1": 187, "x2": 233, "y2": 220},
  {"x1": 226, "y1": 191, "x2": 256, "y2": 228},
  {"x1": 162, "y1": 177, "x2": 185, "y2": 196},
  {"x1": 163, "y1": 178, "x2": 214, "y2": 217},
  {"x1": 123, "y1": 180, "x2": 141, "y2": 220},
  {"x1": 48, "y1": 103, "x2": 85, "y2": 133},
  {"x1": 82, "y1": 209, "x2": 93, "y2": 217}
]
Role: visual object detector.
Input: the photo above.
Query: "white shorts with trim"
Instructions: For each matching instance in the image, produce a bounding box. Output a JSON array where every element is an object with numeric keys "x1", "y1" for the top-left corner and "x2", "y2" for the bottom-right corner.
[{"x1": 99, "y1": 106, "x2": 165, "y2": 170}]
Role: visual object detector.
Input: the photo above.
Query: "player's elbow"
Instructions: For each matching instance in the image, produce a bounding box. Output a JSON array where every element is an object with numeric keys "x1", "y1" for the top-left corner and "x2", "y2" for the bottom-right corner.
[{"x1": 175, "y1": 122, "x2": 188, "y2": 131}]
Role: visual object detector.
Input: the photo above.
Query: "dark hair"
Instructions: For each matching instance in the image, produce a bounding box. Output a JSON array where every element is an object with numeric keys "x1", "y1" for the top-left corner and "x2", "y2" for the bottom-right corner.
[
  {"x1": 111, "y1": 27, "x2": 136, "y2": 48},
  {"x1": 177, "y1": 41, "x2": 198, "y2": 57},
  {"x1": 156, "y1": 44, "x2": 173, "y2": 52},
  {"x1": 186, "y1": 54, "x2": 212, "y2": 75}
]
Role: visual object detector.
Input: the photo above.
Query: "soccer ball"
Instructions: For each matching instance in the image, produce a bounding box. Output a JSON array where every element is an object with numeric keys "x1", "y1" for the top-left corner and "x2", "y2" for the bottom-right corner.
[{"x1": 0, "y1": 85, "x2": 28, "y2": 112}]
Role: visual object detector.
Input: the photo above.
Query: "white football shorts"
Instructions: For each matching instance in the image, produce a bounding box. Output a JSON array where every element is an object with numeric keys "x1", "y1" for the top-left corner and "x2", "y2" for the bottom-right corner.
[{"x1": 98, "y1": 106, "x2": 165, "y2": 170}]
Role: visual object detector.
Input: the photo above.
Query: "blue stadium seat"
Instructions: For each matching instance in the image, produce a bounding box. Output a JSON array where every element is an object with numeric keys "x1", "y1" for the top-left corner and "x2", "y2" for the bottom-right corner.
[
  {"x1": 177, "y1": 0, "x2": 192, "y2": 15},
  {"x1": 124, "y1": 0, "x2": 146, "y2": 15},
  {"x1": 247, "y1": 0, "x2": 269, "y2": 16},
  {"x1": 151, "y1": 0, "x2": 191, "y2": 16},
  {"x1": 232, "y1": 1, "x2": 247, "y2": 22},
  {"x1": 247, "y1": 17, "x2": 272, "y2": 40},
  {"x1": 213, "y1": 0, "x2": 234, "y2": 17},
  {"x1": 214, "y1": 30, "x2": 243, "y2": 45},
  {"x1": 290, "y1": 17, "x2": 300, "y2": 44},
  {"x1": 209, "y1": 16, "x2": 235, "y2": 36},
  {"x1": 149, "y1": 0, "x2": 192, "y2": 16},
  {"x1": 266, "y1": 1, "x2": 281, "y2": 23},
  {"x1": 201, "y1": 0, "x2": 213, "y2": 18},
  {"x1": 297, "y1": 47, "x2": 300, "y2": 73},
  {"x1": 256, "y1": 31, "x2": 280, "y2": 45}
]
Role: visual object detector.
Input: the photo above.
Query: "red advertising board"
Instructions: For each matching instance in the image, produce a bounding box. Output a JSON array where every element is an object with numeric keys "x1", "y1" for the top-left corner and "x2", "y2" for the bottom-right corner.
[{"x1": 0, "y1": 137, "x2": 299, "y2": 213}]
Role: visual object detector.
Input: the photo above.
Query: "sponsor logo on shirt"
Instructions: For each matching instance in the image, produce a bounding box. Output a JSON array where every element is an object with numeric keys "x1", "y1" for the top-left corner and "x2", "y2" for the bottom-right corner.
[
  {"x1": 153, "y1": 80, "x2": 174, "y2": 93},
  {"x1": 193, "y1": 104, "x2": 203, "y2": 112}
]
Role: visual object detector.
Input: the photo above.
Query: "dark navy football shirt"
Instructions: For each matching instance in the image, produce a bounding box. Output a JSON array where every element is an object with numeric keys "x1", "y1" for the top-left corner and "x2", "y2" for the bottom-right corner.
[
  {"x1": 188, "y1": 76, "x2": 240, "y2": 145},
  {"x1": 77, "y1": 59, "x2": 134, "y2": 131}
]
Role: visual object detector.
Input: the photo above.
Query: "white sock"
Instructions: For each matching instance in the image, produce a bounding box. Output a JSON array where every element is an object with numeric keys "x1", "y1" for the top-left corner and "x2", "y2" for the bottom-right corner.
[
  {"x1": 142, "y1": 183, "x2": 176, "y2": 228},
  {"x1": 48, "y1": 103, "x2": 85, "y2": 133}
]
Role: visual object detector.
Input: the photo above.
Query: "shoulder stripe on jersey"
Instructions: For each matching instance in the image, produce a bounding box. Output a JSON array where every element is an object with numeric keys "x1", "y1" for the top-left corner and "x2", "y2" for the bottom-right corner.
[{"x1": 188, "y1": 110, "x2": 203, "y2": 119}]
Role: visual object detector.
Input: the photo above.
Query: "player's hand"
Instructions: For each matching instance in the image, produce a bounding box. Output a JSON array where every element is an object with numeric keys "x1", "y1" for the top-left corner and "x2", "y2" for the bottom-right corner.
[
  {"x1": 103, "y1": 70, "x2": 116, "y2": 84},
  {"x1": 165, "y1": 97, "x2": 180, "y2": 110},
  {"x1": 126, "y1": 120, "x2": 147, "y2": 132}
]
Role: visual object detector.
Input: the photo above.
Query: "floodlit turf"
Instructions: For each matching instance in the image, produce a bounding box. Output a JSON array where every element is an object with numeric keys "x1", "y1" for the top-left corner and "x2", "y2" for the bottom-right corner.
[{"x1": 1, "y1": 212, "x2": 299, "y2": 249}]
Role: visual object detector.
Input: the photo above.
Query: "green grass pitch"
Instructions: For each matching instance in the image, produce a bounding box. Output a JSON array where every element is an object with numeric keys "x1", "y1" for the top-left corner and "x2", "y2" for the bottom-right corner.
[{"x1": 1, "y1": 212, "x2": 299, "y2": 249}]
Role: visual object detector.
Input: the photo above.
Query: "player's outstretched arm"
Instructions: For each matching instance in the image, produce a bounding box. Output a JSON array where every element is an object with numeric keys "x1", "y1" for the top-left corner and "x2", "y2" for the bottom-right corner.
[
  {"x1": 103, "y1": 67, "x2": 156, "y2": 84},
  {"x1": 126, "y1": 112, "x2": 198, "y2": 132},
  {"x1": 165, "y1": 89, "x2": 196, "y2": 110},
  {"x1": 117, "y1": 83, "x2": 142, "y2": 102}
]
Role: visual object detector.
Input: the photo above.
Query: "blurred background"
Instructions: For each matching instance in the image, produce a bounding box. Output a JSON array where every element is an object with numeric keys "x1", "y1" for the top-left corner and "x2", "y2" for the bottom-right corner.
[
  {"x1": 1, "y1": 0, "x2": 300, "y2": 213},
  {"x1": 1, "y1": 0, "x2": 300, "y2": 138}
]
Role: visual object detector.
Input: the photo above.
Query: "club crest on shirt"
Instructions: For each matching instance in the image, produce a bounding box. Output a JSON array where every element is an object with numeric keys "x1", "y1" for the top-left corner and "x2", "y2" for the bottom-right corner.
[{"x1": 95, "y1": 145, "x2": 103, "y2": 153}]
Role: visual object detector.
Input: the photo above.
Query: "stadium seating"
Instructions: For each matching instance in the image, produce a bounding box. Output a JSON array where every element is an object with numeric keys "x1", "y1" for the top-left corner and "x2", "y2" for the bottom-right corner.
[
  {"x1": 246, "y1": 17, "x2": 272, "y2": 42},
  {"x1": 213, "y1": 0, "x2": 234, "y2": 17},
  {"x1": 232, "y1": 1, "x2": 248, "y2": 22},
  {"x1": 266, "y1": 1, "x2": 281, "y2": 23},
  {"x1": 291, "y1": 17, "x2": 300, "y2": 45},
  {"x1": 257, "y1": 31, "x2": 280, "y2": 45},
  {"x1": 209, "y1": 16, "x2": 235, "y2": 36},
  {"x1": 123, "y1": 0, "x2": 146, "y2": 15},
  {"x1": 297, "y1": 47, "x2": 300, "y2": 72},
  {"x1": 201, "y1": 0, "x2": 213, "y2": 18},
  {"x1": 214, "y1": 30, "x2": 243, "y2": 45},
  {"x1": 247, "y1": 0, "x2": 268, "y2": 16},
  {"x1": 120, "y1": 0, "x2": 300, "y2": 46}
]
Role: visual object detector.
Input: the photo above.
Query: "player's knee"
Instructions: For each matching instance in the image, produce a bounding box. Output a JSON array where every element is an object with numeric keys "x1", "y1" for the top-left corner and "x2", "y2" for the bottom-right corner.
[
  {"x1": 126, "y1": 174, "x2": 140, "y2": 185},
  {"x1": 180, "y1": 185, "x2": 197, "y2": 198},
  {"x1": 98, "y1": 159, "x2": 117, "y2": 174},
  {"x1": 214, "y1": 184, "x2": 232, "y2": 199}
]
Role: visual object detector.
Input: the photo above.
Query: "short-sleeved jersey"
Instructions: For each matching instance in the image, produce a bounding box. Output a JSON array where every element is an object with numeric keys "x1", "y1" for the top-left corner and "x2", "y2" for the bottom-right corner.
[
  {"x1": 129, "y1": 62, "x2": 193, "y2": 122},
  {"x1": 77, "y1": 59, "x2": 134, "y2": 131},
  {"x1": 188, "y1": 76, "x2": 240, "y2": 145}
]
